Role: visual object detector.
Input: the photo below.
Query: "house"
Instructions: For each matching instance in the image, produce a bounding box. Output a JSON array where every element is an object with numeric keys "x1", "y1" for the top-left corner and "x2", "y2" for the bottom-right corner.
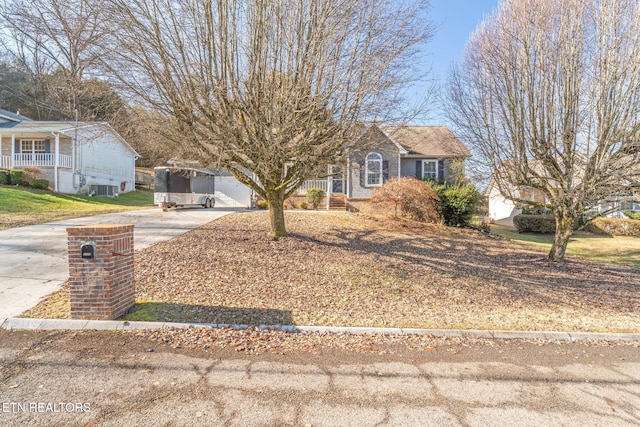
[
  {"x1": 297, "y1": 124, "x2": 471, "y2": 208},
  {"x1": 487, "y1": 176, "x2": 640, "y2": 222},
  {"x1": 0, "y1": 109, "x2": 139, "y2": 195}
]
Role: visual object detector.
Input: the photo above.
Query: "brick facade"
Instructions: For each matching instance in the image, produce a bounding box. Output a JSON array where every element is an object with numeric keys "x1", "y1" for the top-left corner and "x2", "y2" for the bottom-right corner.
[{"x1": 66, "y1": 224, "x2": 135, "y2": 320}]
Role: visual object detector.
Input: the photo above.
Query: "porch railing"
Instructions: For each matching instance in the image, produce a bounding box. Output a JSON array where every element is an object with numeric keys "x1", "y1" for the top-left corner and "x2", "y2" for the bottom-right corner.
[
  {"x1": 297, "y1": 179, "x2": 329, "y2": 194},
  {"x1": 1, "y1": 155, "x2": 10, "y2": 169},
  {"x1": 11, "y1": 153, "x2": 72, "y2": 169}
]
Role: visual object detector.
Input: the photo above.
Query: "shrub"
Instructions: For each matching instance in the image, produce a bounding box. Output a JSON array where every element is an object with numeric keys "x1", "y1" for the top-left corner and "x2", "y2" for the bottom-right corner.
[
  {"x1": 370, "y1": 177, "x2": 441, "y2": 223},
  {"x1": 431, "y1": 182, "x2": 480, "y2": 227},
  {"x1": 9, "y1": 170, "x2": 23, "y2": 185},
  {"x1": 585, "y1": 217, "x2": 640, "y2": 237},
  {"x1": 299, "y1": 201, "x2": 308, "y2": 209},
  {"x1": 256, "y1": 199, "x2": 268, "y2": 209},
  {"x1": 285, "y1": 198, "x2": 297, "y2": 210},
  {"x1": 31, "y1": 178, "x2": 49, "y2": 190},
  {"x1": 21, "y1": 166, "x2": 41, "y2": 185},
  {"x1": 513, "y1": 214, "x2": 556, "y2": 233},
  {"x1": 0, "y1": 170, "x2": 9, "y2": 185},
  {"x1": 306, "y1": 188, "x2": 325, "y2": 209},
  {"x1": 624, "y1": 211, "x2": 640, "y2": 221}
]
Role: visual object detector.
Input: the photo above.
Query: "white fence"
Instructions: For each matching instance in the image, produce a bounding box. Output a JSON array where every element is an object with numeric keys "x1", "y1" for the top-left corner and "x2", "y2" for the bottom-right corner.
[{"x1": 10, "y1": 154, "x2": 72, "y2": 168}]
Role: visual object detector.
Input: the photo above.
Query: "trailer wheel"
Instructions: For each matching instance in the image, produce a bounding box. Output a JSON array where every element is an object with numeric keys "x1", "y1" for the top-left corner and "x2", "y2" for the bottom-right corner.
[{"x1": 205, "y1": 198, "x2": 212, "y2": 208}]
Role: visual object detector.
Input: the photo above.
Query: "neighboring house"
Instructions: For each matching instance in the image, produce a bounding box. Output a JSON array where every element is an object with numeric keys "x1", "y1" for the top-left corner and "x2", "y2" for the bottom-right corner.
[
  {"x1": 487, "y1": 176, "x2": 640, "y2": 222},
  {"x1": 0, "y1": 109, "x2": 139, "y2": 195},
  {"x1": 298, "y1": 124, "x2": 471, "y2": 205}
]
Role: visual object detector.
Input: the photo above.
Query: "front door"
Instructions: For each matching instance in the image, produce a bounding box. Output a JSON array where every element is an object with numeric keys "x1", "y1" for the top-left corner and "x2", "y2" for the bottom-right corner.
[{"x1": 331, "y1": 166, "x2": 344, "y2": 193}]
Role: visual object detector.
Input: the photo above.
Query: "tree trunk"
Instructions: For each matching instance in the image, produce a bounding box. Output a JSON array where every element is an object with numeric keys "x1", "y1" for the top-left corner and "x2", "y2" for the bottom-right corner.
[
  {"x1": 266, "y1": 190, "x2": 287, "y2": 238},
  {"x1": 549, "y1": 209, "x2": 575, "y2": 261}
]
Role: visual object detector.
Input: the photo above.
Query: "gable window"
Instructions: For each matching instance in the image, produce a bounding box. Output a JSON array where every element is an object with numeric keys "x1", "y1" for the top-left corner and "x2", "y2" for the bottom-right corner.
[
  {"x1": 422, "y1": 160, "x2": 437, "y2": 180},
  {"x1": 365, "y1": 152, "x2": 383, "y2": 187}
]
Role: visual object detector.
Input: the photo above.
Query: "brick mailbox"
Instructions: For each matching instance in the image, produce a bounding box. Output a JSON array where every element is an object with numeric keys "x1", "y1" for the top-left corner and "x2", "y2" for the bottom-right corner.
[{"x1": 66, "y1": 224, "x2": 135, "y2": 320}]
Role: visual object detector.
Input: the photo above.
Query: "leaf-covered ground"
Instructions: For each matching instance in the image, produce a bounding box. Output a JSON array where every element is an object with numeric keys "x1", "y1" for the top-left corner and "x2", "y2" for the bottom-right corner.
[{"x1": 24, "y1": 211, "x2": 639, "y2": 333}]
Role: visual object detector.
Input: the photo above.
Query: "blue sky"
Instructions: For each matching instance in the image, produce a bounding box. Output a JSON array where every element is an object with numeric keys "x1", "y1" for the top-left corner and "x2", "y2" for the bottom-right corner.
[{"x1": 418, "y1": 0, "x2": 501, "y2": 125}]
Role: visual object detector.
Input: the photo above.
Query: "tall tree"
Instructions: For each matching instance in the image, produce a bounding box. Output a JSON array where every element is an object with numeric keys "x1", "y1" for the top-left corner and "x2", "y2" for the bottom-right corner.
[
  {"x1": 0, "y1": 0, "x2": 110, "y2": 118},
  {"x1": 448, "y1": 0, "x2": 640, "y2": 261},
  {"x1": 104, "y1": 0, "x2": 433, "y2": 237}
]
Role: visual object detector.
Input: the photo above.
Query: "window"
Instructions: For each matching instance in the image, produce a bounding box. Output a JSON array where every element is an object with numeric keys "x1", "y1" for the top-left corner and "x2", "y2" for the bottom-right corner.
[
  {"x1": 422, "y1": 160, "x2": 437, "y2": 180},
  {"x1": 20, "y1": 139, "x2": 46, "y2": 154},
  {"x1": 365, "y1": 152, "x2": 383, "y2": 187}
]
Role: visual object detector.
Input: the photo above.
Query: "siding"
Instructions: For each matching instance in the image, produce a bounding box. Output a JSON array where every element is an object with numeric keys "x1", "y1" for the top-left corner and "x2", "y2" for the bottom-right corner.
[
  {"x1": 348, "y1": 126, "x2": 400, "y2": 199},
  {"x1": 76, "y1": 126, "x2": 136, "y2": 194}
]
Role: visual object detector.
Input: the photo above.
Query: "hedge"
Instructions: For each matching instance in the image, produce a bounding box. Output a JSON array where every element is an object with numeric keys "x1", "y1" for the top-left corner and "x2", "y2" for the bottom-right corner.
[
  {"x1": 0, "y1": 170, "x2": 9, "y2": 185},
  {"x1": 513, "y1": 214, "x2": 556, "y2": 233},
  {"x1": 431, "y1": 182, "x2": 480, "y2": 227},
  {"x1": 624, "y1": 211, "x2": 640, "y2": 221},
  {"x1": 9, "y1": 170, "x2": 23, "y2": 185},
  {"x1": 585, "y1": 218, "x2": 640, "y2": 237},
  {"x1": 31, "y1": 178, "x2": 49, "y2": 190}
]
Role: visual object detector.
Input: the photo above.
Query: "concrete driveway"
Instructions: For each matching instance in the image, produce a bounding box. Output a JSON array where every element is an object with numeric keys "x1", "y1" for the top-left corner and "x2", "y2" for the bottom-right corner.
[{"x1": 0, "y1": 207, "x2": 240, "y2": 319}]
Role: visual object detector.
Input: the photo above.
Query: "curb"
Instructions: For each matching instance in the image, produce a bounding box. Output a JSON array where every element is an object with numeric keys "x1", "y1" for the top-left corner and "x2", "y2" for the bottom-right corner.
[{"x1": 1, "y1": 318, "x2": 639, "y2": 342}]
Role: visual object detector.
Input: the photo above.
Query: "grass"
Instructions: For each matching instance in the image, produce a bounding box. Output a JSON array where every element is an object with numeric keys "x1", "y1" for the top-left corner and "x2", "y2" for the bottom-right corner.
[
  {"x1": 0, "y1": 185, "x2": 155, "y2": 230},
  {"x1": 491, "y1": 224, "x2": 640, "y2": 268}
]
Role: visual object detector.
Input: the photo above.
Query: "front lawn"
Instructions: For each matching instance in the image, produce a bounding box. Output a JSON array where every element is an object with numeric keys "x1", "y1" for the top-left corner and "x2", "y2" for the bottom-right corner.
[
  {"x1": 0, "y1": 186, "x2": 155, "y2": 230},
  {"x1": 491, "y1": 224, "x2": 640, "y2": 268},
  {"x1": 23, "y1": 212, "x2": 640, "y2": 333}
]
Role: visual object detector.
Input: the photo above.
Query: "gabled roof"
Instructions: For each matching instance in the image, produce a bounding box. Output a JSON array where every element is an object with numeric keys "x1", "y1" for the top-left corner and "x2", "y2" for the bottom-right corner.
[
  {"x1": 0, "y1": 119, "x2": 140, "y2": 158},
  {"x1": 383, "y1": 126, "x2": 471, "y2": 157},
  {"x1": 0, "y1": 108, "x2": 33, "y2": 123},
  {"x1": 0, "y1": 120, "x2": 87, "y2": 131}
]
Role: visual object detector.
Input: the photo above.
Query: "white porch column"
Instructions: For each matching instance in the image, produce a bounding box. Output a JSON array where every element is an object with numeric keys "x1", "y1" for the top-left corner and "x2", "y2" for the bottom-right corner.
[
  {"x1": 346, "y1": 155, "x2": 351, "y2": 199},
  {"x1": 325, "y1": 165, "x2": 332, "y2": 210},
  {"x1": 10, "y1": 134, "x2": 15, "y2": 168},
  {"x1": 0, "y1": 132, "x2": 3, "y2": 168},
  {"x1": 54, "y1": 133, "x2": 60, "y2": 191}
]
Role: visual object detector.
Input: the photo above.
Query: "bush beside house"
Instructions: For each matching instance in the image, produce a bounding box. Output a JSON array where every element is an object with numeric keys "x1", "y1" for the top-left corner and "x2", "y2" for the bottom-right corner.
[
  {"x1": 370, "y1": 177, "x2": 442, "y2": 223},
  {"x1": 432, "y1": 182, "x2": 480, "y2": 227},
  {"x1": 306, "y1": 188, "x2": 325, "y2": 210},
  {"x1": 513, "y1": 214, "x2": 556, "y2": 233}
]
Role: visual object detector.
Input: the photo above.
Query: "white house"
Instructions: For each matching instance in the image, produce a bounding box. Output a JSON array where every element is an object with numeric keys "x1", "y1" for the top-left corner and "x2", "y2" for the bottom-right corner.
[
  {"x1": 487, "y1": 176, "x2": 640, "y2": 222},
  {"x1": 0, "y1": 109, "x2": 139, "y2": 195}
]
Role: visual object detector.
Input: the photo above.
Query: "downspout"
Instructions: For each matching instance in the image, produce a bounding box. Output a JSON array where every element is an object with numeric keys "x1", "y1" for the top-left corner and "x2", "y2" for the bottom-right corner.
[{"x1": 325, "y1": 164, "x2": 331, "y2": 210}]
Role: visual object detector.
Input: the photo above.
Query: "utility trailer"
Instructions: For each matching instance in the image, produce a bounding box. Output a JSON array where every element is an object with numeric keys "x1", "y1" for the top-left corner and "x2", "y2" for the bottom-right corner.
[{"x1": 154, "y1": 166, "x2": 216, "y2": 209}]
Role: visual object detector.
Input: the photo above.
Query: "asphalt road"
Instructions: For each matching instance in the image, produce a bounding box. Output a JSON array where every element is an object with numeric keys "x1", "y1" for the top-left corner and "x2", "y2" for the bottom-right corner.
[
  {"x1": 0, "y1": 207, "x2": 239, "y2": 319},
  {"x1": 0, "y1": 330, "x2": 638, "y2": 426}
]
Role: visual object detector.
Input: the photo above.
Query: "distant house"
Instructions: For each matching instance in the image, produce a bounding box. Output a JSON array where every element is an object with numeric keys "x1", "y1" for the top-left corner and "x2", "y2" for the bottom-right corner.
[
  {"x1": 487, "y1": 175, "x2": 640, "y2": 222},
  {"x1": 297, "y1": 124, "x2": 471, "y2": 208},
  {"x1": 0, "y1": 109, "x2": 139, "y2": 195}
]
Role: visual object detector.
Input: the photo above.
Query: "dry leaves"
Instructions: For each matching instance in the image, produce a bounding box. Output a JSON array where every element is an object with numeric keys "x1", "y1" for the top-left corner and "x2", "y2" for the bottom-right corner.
[{"x1": 130, "y1": 212, "x2": 639, "y2": 333}]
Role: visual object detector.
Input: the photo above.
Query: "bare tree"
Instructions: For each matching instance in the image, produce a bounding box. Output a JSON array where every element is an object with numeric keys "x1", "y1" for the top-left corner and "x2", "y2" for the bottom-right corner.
[
  {"x1": 448, "y1": 0, "x2": 640, "y2": 261},
  {"x1": 0, "y1": 0, "x2": 110, "y2": 118},
  {"x1": 103, "y1": 0, "x2": 433, "y2": 237}
]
